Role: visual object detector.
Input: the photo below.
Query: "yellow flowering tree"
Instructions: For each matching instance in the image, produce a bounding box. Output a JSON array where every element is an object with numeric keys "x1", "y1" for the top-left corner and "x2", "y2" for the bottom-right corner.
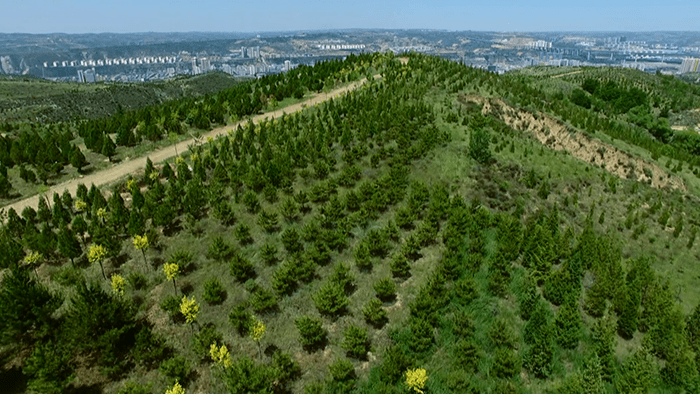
[
  {"x1": 165, "y1": 380, "x2": 185, "y2": 394},
  {"x1": 74, "y1": 199, "x2": 88, "y2": 213},
  {"x1": 23, "y1": 251, "x2": 42, "y2": 278},
  {"x1": 251, "y1": 318, "x2": 266, "y2": 359},
  {"x1": 133, "y1": 234, "x2": 150, "y2": 269},
  {"x1": 180, "y1": 295, "x2": 199, "y2": 326},
  {"x1": 96, "y1": 207, "x2": 108, "y2": 223},
  {"x1": 88, "y1": 244, "x2": 107, "y2": 279},
  {"x1": 163, "y1": 262, "x2": 180, "y2": 295},
  {"x1": 405, "y1": 368, "x2": 428, "y2": 394},
  {"x1": 126, "y1": 178, "x2": 137, "y2": 192},
  {"x1": 111, "y1": 274, "x2": 126, "y2": 296},
  {"x1": 209, "y1": 343, "x2": 233, "y2": 369}
]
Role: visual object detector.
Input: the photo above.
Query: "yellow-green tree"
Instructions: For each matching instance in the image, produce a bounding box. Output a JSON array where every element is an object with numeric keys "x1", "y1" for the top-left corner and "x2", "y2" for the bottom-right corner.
[
  {"x1": 88, "y1": 244, "x2": 107, "y2": 279},
  {"x1": 251, "y1": 318, "x2": 266, "y2": 359},
  {"x1": 405, "y1": 368, "x2": 428, "y2": 394},
  {"x1": 111, "y1": 274, "x2": 126, "y2": 296},
  {"x1": 133, "y1": 234, "x2": 150, "y2": 269},
  {"x1": 209, "y1": 343, "x2": 233, "y2": 369},
  {"x1": 163, "y1": 262, "x2": 180, "y2": 295},
  {"x1": 23, "y1": 251, "x2": 42, "y2": 278},
  {"x1": 180, "y1": 295, "x2": 199, "y2": 327},
  {"x1": 74, "y1": 199, "x2": 87, "y2": 213},
  {"x1": 165, "y1": 381, "x2": 185, "y2": 394},
  {"x1": 96, "y1": 207, "x2": 108, "y2": 223}
]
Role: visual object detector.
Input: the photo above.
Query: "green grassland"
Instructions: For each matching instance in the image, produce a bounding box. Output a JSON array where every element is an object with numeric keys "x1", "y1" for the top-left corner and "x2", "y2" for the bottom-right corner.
[{"x1": 4, "y1": 54, "x2": 700, "y2": 394}]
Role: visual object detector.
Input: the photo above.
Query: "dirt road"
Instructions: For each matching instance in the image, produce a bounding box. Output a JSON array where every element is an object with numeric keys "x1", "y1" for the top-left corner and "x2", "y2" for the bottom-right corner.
[{"x1": 1, "y1": 77, "x2": 373, "y2": 215}]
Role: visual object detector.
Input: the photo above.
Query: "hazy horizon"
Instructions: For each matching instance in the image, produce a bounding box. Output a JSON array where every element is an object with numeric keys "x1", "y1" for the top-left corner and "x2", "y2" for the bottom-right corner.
[{"x1": 3, "y1": 0, "x2": 699, "y2": 34}]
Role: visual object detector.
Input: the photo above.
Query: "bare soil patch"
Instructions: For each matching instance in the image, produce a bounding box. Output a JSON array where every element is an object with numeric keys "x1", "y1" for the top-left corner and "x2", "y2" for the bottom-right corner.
[{"x1": 462, "y1": 94, "x2": 686, "y2": 191}]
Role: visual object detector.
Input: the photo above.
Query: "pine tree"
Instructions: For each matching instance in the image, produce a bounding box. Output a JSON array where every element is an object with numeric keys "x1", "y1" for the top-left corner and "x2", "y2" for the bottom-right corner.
[
  {"x1": 488, "y1": 250, "x2": 511, "y2": 297},
  {"x1": 580, "y1": 353, "x2": 605, "y2": 394},
  {"x1": 615, "y1": 346, "x2": 656, "y2": 394},
  {"x1": 57, "y1": 226, "x2": 81, "y2": 265},
  {"x1": 554, "y1": 296, "x2": 582, "y2": 349},
  {"x1": 591, "y1": 313, "x2": 617, "y2": 380},
  {"x1": 519, "y1": 274, "x2": 539, "y2": 320}
]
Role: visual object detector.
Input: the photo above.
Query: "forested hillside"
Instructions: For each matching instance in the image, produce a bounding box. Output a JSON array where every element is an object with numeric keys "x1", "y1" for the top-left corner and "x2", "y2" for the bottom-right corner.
[{"x1": 3, "y1": 53, "x2": 700, "y2": 394}]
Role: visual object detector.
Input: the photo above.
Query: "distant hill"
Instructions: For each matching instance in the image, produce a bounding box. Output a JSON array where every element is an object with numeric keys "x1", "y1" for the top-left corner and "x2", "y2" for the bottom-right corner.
[{"x1": 0, "y1": 71, "x2": 248, "y2": 123}]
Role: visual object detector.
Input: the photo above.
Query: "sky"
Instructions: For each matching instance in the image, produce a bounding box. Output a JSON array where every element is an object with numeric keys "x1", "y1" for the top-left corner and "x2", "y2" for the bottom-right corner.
[{"x1": 1, "y1": 0, "x2": 699, "y2": 34}]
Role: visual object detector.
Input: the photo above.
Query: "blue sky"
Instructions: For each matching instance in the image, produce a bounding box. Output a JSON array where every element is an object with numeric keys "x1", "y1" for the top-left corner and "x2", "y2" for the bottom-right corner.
[{"x1": 2, "y1": 0, "x2": 698, "y2": 34}]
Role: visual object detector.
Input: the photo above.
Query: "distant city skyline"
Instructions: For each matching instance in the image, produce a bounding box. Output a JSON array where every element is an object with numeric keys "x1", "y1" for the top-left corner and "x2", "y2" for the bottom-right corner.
[{"x1": 3, "y1": 0, "x2": 700, "y2": 34}]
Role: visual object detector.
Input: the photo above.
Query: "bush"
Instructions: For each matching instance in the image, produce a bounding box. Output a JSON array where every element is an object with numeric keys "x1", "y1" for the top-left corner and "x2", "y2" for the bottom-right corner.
[
  {"x1": 453, "y1": 339, "x2": 481, "y2": 373},
  {"x1": 250, "y1": 286, "x2": 279, "y2": 313},
  {"x1": 454, "y1": 276, "x2": 478, "y2": 305},
  {"x1": 328, "y1": 359, "x2": 356, "y2": 394},
  {"x1": 363, "y1": 298, "x2": 388, "y2": 327},
  {"x1": 373, "y1": 278, "x2": 396, "y2": 302},
  {"x1": 342, "y1": 325, "x2": 370, "y2": 359},
  {"x1": 191, "y1": 323, "x2": 223, "y2": 360},
  {"x1": 229, "y1": 253, "x2": 256, "y2": 282},
  {"x1": 272, "y1": 351, "x2": 301, "y2": 384},
  {"x1": 132, "y1": 326, "x2": 169, "y2": 367},
  {"x1": 127, "y1": 272, "x2": 148, "y2": 290},
  {"x1": 295, "y1": 316, "x2": 327, "y2": 350},
  {"x1": 203, "y1": 278, "x2": 226, "y2": 305},
  {"x1": 159, "y1": 295, "x2": 182, "y2": 321},
  {"x1": 235, "y1": 223, "x2": 254, "y2": 245},
  {"x1": 260, "y1": 243, "x2": 278, "y2": 265},
  {"x1": 390, "y1": 252, "x2": 411, "y2": 279},
  {"x1": 208, "y1": 236, "x2": 233, "y2": 261},
  {"x1": 117, "y1": 382, "x2": 152, "y2": 394},
  {"x1": 491, "y1": 347, "x2": 520, "y2": 379},
  {"x1": 313, "y1": 281, "x2": 348, "y2": 317},
  {"x1": 229, "y1": 304, "x2": 253, "y2": 336},
  {"x1": 159, "y1": 356, "x2": 190, "y2": 385}
]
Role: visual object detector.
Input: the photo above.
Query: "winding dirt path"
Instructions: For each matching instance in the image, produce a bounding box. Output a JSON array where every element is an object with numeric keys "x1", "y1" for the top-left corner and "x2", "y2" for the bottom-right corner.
[{"x1": 2, "y1": 77, "x2": 375, "y2": 215}]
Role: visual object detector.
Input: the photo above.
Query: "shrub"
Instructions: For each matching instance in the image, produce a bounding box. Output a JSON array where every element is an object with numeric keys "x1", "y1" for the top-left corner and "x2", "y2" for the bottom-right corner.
[
  {"x1": 260, "y1": 243, "x2": 278, "y2": 265},
  {"x1": 191, "y1": 323, "x2": 223, "y2": 360},
  {"x1": 492, "y1": 347, "x2": 520, "y2": 379},
  {"x1": 363, "y1": 298, "x2": 388, "y2": 327},
  {"x1": 295, "y1": 316, "x2": 327, "y2": 350},
  {"x1": 229, "y1": 304, "x2": 253, "y2": 336},
  {"x1": 208, "y1": 236, "x2": 233, "y2": 261},
  {"x1": 203, "y1": 278, "x2": 226, "y2": 305},
  {"x1": 159, "y1": 295, "x2": 182, "y2": 321},
  {"x1": 250, "y1": 286, "x2": 278, "y2": 313},
  {"x1": 342, "y1": 325, "x2": 370, "y2": 359},
  {"x1": 454, "y1": 276, "x2": 478, "y2": 305},
  {"x1": 373, "y1": 278, "x2": 397, "y2": 302},
  {"x1": 132, "y1": 326, "x2": 169, "y2": 367},
  {"x1": 390, "y1": 252, "x2": 411, "y2": 279},
  {"x1": 159, "y1": 356, "x2": 190, "y2": 385},
  {"x1": 167, "y1": 250, "x2": 195, "y2": 273},
  {"x1": 453, "y1": 339, "x2": 481, "y2": 373},
  {"x1": 235, "y1": 223, "x2": 254, "y2": 245},
  {"x1": 117, "y1": 382, "x2": 152, "y2": 394},
  {"x1": 313, "y1": 281, "x2": 348, "y2": 317},
  {"x1": 127, "y1": 272, "x2": 148, "y2": 290},
  {"x1": 229, "y1": 253, "x2": 256, "y2": 282},
  {"x1": 328, "y1": 359, "x2": 356, "y2": 393}
]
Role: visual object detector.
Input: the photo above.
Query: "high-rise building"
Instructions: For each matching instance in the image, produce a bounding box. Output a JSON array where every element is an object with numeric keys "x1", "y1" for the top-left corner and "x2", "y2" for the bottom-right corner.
[
  {"x1": 681, "y1": 57, "x2": 700, "y2": 74},
  {"x1": 241, "y1": 46, "x2": 246, "y2": 58}
]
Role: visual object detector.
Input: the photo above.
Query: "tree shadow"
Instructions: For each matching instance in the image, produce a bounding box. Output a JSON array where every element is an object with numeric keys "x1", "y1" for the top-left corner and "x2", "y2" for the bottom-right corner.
[
  {"x1": 66, "y1": 384, "x2": 104, "y2": 394},
  {"x1": 0, "y1": 367, "x2": 27, "y2": 394}
]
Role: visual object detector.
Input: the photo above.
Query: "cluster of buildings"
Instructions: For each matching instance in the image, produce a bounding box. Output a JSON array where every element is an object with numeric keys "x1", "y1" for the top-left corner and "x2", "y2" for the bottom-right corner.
[
  {"x1": 317, "y1": 44, "x2": 366, "y2": 50},
  {"x1": 44, "y1": 56, "x2": 177, "y2": 68},
  {"x1": 681, "y1": 57, "x2": 700, "y2": 74},
  {"x1": 527, "y1": 40, "x2": 553, "y2": 49}
]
